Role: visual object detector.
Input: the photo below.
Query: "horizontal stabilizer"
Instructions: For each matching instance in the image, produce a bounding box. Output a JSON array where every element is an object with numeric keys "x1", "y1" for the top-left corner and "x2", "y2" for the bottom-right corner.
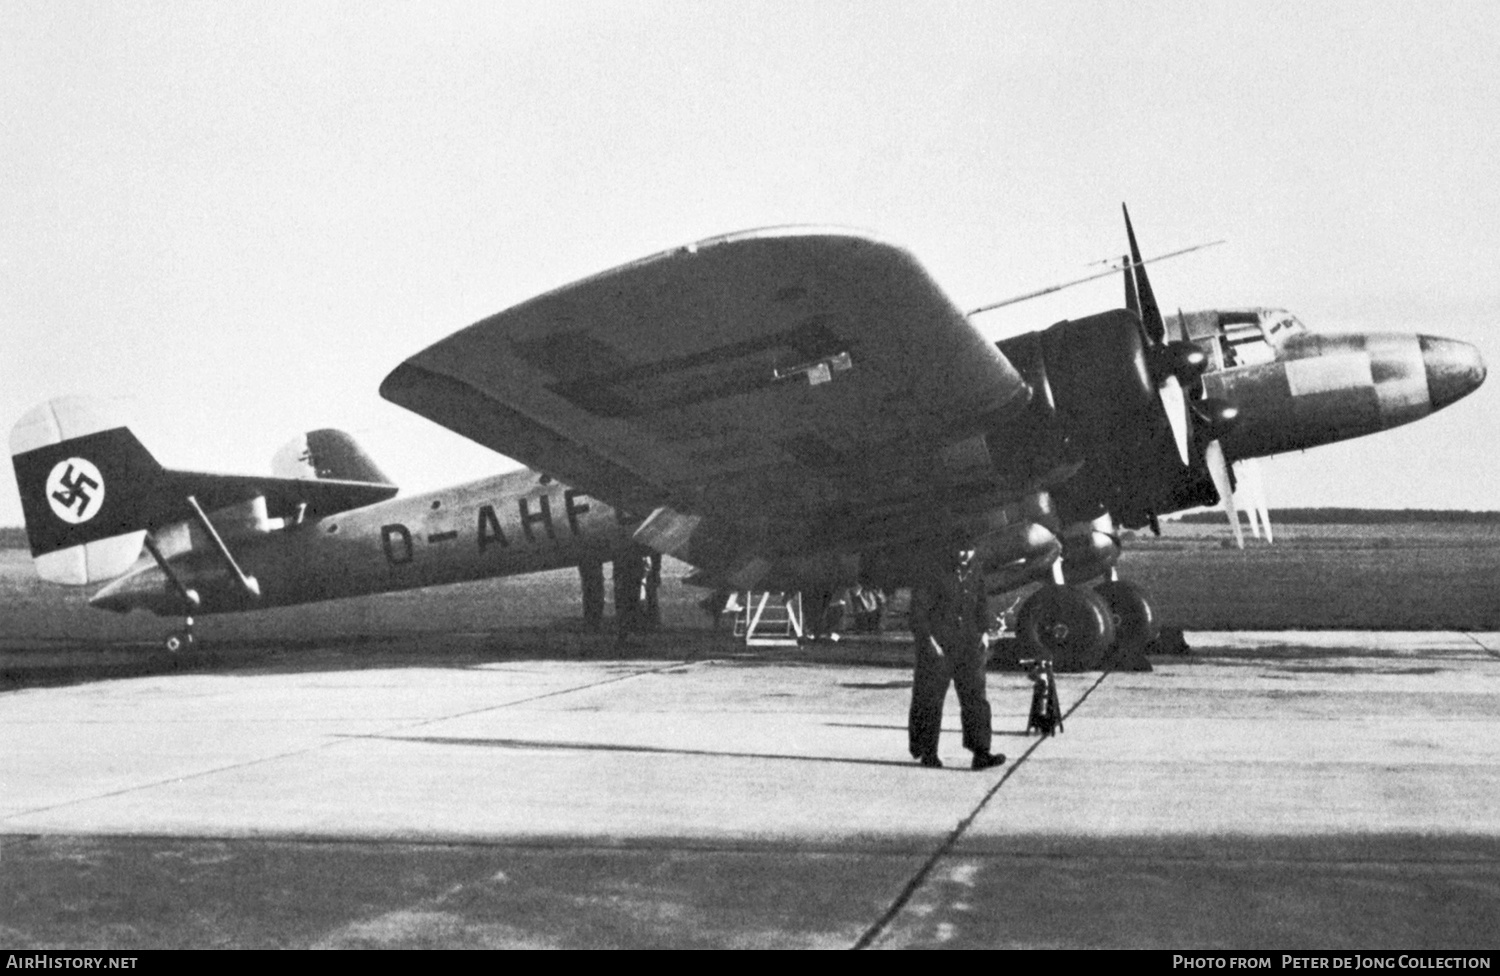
[
  {"x1": 11, "y1": 398, "x2": 401, "y2": 583},
  {"x1": 272, "y1": 429, "x2": 392, "y2": 486},
  {"x1": 271, "y1": 429, "x2": 397, "y2": 518},
  {"x1": 155, "y1": 469, "x2": 399, "y2": 524}
]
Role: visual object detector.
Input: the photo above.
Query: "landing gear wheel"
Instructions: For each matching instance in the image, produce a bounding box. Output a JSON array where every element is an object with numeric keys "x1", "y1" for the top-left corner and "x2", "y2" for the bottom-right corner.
[
  {"x1": 164, "y1": 631, "x2": 196, "y2": 654},
  {"x1": 1015, "y1": 584, "x2": 1116, "y2": 671},
  {"x1": 1093, "y1": 579, "x2": 1160, "y2": 654},
  {"x1": 165, "y1": 615, "x2": 197, "y2": 654}
]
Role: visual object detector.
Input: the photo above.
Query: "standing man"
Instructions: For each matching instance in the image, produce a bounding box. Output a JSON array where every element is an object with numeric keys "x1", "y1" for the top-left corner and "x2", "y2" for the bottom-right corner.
[
  {"x1": 613, "y1": 549, "x2": 662, "y2": 649},
  {"x1": 908, "y1": 546, "x2": 1006, "y2": 771},
  {"x1": 642, "y1": 552, "x2": 662, "y2": 632}
]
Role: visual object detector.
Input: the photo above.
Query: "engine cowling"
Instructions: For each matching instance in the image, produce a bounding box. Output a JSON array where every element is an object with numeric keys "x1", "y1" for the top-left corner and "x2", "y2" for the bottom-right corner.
[
  {"x1": 996, "y1": 309, "x2": 1154, "y2": 478},
  {"x1": 996, "y1": 309, "x2": 1218, "y2": 529}
]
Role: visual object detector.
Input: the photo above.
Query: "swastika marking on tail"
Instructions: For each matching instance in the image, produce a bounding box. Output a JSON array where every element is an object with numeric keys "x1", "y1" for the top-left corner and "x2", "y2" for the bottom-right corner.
[{"x1": 46, "y1": 457, "x2": 106, "y2": 524}]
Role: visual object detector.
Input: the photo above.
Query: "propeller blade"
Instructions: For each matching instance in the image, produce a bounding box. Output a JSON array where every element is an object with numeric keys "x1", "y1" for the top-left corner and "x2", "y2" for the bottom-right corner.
[
  {"x1": 1123, "y1": 203, "x2": 1165, "y2": 345},
  {"x1": 1124, "y1": 254, "x2": 1140, "y2": 319},
  {"x1": 1204, "y1": 439, "x2": 1243, "y2": 549},
  {"x1": 1160, "y1": 375, "x2": 1191, "y2": 465},
  {"x1": 1236, "y1": 457, "x2": 1274, "y2": 543},
  {"x1": 1230, "y1": 456, "x2": 1263, "y2": 540},
  {"x1": 1239, "y1": 484, "x2": 1264, "y2": 539}
]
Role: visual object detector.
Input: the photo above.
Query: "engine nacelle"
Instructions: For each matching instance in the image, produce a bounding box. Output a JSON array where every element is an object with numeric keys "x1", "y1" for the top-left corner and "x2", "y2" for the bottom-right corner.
[
  {"x1": 976, "y1": 520, "x2": 1061, "y2": 593},
  {"x1": 1059, "y1": 513, "x2": 1121, "y2": 584},
  {"x1": 996, "y1": 309, "x2": 1219, "y2": 529},
  {"x1": 856, "y1": 491, "x2": 1060, "y2": 592},
  {"x1": 994, "y1": 309, "x2": 1156, "y2": 484}
]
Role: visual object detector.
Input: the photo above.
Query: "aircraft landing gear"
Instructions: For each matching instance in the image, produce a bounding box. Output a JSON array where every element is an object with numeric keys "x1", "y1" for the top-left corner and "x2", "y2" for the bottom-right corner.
[
  {"x1": 1015, "y1": 584, "x2": 1115, "y2": 671},
  {"x1": 164, "y1": 616, "x2": 197, "y2": 654},
  {"x1": 579, "y1": 560, "x2": 605, "y2": 632},
  {"x1": 1094, "y1": 579, "x2": 1159, "y2": 671}
]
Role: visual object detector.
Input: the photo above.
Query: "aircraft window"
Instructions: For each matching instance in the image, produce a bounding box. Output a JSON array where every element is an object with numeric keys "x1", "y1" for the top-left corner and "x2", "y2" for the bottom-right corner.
[
  {"x1": 1195, "y1": 337, "x2": 1222, "y2": 372},
  {"x1": 1218, "y1": 321, "x2": 1275, "y2": 368}
]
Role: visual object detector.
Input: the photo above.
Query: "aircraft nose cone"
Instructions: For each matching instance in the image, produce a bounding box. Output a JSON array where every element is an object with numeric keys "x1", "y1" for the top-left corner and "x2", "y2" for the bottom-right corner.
[{"x1": 1420, "y1": 335, "x2": 1486, "y2": 411}]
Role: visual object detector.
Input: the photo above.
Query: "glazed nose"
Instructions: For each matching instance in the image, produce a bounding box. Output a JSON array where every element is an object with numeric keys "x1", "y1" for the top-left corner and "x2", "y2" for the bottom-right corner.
[{"x1": 1420, "y1": 336, "x2": 1486, "y2": 411}]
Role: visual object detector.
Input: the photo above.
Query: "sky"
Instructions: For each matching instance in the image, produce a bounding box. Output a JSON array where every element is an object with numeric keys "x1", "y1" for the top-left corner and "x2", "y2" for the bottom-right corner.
[{"x1": 3, "y1": 0, "x2": 1498, "y2": 530}]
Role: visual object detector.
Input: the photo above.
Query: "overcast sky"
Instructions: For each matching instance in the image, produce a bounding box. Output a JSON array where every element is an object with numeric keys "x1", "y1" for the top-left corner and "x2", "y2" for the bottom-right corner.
[{"x1": 4, "y1": 0, "x2": 1497, "y2": 529}]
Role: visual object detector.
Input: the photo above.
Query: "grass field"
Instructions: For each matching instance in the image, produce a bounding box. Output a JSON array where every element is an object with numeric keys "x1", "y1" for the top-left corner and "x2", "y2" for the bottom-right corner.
[
  {"x1": 1117, "y1": 521, "x2": 1500, "y2": 631},
  {"x1": 0, "y1": 548, "x2": 715, "y2": 647},
  {"x1": 2, "y1": 520, "x2": 1498, "y2": 653}
]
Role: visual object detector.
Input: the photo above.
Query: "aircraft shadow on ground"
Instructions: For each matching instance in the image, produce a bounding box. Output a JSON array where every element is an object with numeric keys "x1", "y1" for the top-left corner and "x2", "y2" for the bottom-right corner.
[
  {"x1": 0, "y1": 629, "x2": 927, "y2": 691},
  {"x1": 351, "y1": 733, "x2": 954, "y2": 770},
  {"x1": 824, "y1": 721, "x2": 1036, "y2": 738}
]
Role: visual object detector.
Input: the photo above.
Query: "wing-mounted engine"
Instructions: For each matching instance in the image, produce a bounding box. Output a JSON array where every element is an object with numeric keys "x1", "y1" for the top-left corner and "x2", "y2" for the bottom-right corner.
[
  {"x1": 993, "y1": 208, "x2": 1234, "y2": 541},
  {"x1": 995, "y1": 308, "x2": 1217, "y2": 531}
]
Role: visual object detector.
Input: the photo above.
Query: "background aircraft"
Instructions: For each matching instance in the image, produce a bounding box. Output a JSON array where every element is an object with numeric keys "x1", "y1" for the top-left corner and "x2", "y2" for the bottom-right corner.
[{"x1": 9, "y1": 215, "x2": 1485, "y2": 662}]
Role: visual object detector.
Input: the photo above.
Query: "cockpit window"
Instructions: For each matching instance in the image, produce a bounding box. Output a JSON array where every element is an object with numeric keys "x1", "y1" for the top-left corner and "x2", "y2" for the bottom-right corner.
[
  {"x1": 1215, "y1": 311, "x2": 1276, "y2": 368},
  {"x1": 1264, "y1": 311, "x2": 1305, "y2": 337}
]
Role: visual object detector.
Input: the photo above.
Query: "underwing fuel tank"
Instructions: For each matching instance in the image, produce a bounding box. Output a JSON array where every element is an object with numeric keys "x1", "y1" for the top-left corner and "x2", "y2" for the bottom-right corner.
[{"x1": 1171, "y1": 310, "x2": 1486, "y2": 461}]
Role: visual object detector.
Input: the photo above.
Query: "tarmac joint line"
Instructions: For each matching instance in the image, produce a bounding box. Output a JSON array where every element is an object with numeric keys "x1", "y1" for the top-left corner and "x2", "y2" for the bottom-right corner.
[
  {"x1": 0, "y1": 658, "x2": 694, "y2": 826},
  {"x1": 1461, "y1": 632, "x2": 1500, "y2": 656},
  {"x1": 850, "y1": 667, "x2": 1113, "y2": 950}
]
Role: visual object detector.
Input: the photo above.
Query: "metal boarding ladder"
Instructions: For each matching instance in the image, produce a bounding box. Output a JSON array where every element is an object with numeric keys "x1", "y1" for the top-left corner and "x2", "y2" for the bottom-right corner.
[{"x1": 731, "y1": 591, "x2": 804, "y2": 646}]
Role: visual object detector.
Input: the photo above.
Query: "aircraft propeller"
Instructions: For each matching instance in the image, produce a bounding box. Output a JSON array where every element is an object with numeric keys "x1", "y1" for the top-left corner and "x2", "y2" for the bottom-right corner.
[
  {"x1": 1120, "y1": 205, "x2": 1253, "y2": 545},
  {"x1": 973, "y1": 207, "x2": 1265, "y2": 546},
  {"x1": 1204, "y1": 439, "x2": 1242, "y2": 548},
  {"x1": 1231, "y1": 455, "x2": 1274, "y2": 545},
  {"x1": 1121, "y1": 205, "x2": 1212, "y2": 467}
]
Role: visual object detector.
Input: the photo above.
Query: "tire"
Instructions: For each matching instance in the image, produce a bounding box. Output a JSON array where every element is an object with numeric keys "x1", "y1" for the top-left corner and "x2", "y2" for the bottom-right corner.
[
  {"x1": 164, "y1": 632, "x2": 196, "y2": 654},
  {"x1": 1015, "y1": 584, "x2": 1116, "y2": 671},
  {"x1": 1093, "y1": 579, "x2": 1160, "y2": 654}
]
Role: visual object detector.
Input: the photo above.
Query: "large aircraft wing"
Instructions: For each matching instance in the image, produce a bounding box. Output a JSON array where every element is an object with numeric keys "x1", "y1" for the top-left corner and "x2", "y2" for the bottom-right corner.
[{"x1": 381, "y1": 228, "x2": 1031, "y2": 530}]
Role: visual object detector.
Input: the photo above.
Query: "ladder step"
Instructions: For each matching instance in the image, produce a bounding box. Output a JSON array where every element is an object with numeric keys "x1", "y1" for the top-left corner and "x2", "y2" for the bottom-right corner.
[{"x1": 731, "y1": 591, "x2": 805, "y2": 645}]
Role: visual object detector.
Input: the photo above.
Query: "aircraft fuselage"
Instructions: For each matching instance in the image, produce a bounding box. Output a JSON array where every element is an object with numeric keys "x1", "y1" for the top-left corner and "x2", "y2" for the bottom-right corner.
[
  {"x1": 89, "y1": 468, "x2": 641, "y2": 615},
  {"x1": 1206, "y1": 329, "x2": 1486, "y2": 460}
]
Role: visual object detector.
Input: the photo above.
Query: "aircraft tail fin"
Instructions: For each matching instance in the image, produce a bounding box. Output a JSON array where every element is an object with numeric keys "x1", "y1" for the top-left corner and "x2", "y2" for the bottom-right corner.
[
  {"x1": 9, "y1": 398, "x2": 161, "y2": 584},
  {"x1": 271, "y1": 429, "x2": 392, "y2": 485}
]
